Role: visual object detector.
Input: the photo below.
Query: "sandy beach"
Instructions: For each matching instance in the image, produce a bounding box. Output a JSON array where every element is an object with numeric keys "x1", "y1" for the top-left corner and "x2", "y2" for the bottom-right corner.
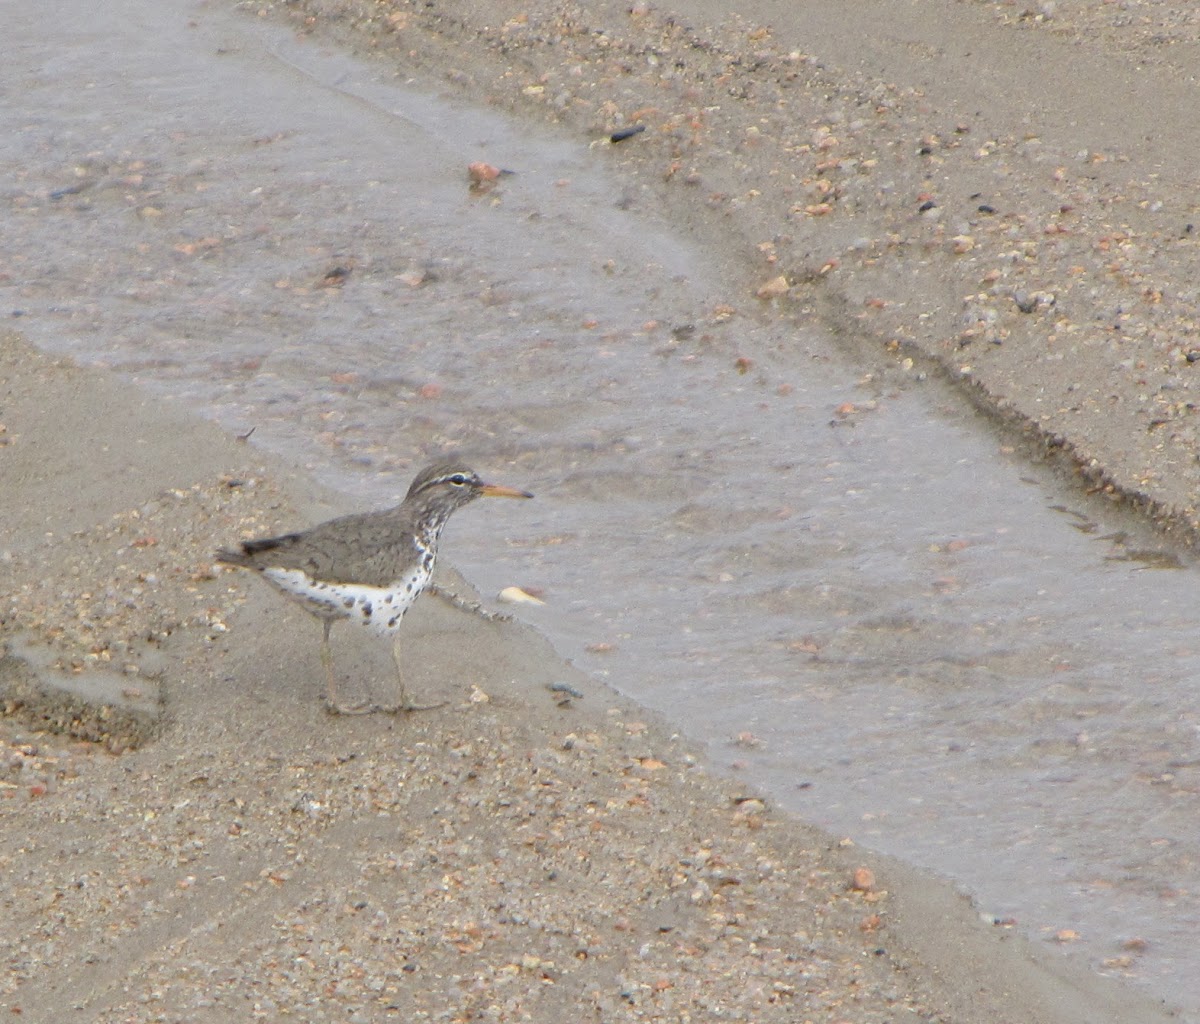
[
  {"x1": 0, "y1": 324, "x2": 1172, "y2": 1024},
  {"x1": 4, "y1": 0, "x2": 1199, "y2": 1020}
]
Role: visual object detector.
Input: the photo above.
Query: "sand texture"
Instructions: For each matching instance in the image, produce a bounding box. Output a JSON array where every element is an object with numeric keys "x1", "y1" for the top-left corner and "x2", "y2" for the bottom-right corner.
[{"x1": 4, "y1": 0, "x2": 1199, "y2": 1019}]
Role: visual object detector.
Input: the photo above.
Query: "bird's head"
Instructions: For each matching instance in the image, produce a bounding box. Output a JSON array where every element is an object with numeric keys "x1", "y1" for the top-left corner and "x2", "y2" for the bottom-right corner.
[{"x1": 405, "y1": 462, "x2": 533, "y2": 519}]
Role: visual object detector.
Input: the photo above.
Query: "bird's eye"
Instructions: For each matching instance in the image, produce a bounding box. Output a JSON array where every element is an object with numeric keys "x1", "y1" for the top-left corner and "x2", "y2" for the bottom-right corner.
[{"x1": 449, "y1": 474, "x2": 469, "y2": 487}]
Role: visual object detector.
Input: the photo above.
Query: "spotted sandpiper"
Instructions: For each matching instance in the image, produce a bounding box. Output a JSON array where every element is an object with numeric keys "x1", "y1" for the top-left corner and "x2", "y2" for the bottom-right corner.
[{"x1": 217, "y1": 461, "x2": 533, "y2": 714}]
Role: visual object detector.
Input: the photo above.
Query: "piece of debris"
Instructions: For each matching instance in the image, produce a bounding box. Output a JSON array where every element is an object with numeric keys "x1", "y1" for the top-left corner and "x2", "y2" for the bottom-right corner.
[
  {"x1": 610, "y1": 125, "x2": 646, "y2": 144},
  {"x1": 548, "y1": 681, "x2": 584, "y2": 699},
  {"x1": 498, "y1": 585, "x2": 546, "y2": 605},
  {"x1": 467, "y1": 162, "x2": 513, "y2": 191}
]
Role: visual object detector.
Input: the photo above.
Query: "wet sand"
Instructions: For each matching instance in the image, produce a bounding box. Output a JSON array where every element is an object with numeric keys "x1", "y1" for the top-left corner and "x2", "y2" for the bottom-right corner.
[
  {"x1": 2, "y1": 0, "x2": 1199, "y2": 1020},
  {"x1": 0, "y1": 323, "x2": 1176, "y2": 1020}
]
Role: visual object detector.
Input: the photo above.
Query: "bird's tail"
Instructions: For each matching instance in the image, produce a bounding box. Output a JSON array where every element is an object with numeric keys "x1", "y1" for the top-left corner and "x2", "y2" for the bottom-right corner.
[
  {"x1": 214, "y1": 546, "x2": 253, "y2": 567},
  {"x1": 215, "y1": 533, "x2": 299, "y2": 567}
]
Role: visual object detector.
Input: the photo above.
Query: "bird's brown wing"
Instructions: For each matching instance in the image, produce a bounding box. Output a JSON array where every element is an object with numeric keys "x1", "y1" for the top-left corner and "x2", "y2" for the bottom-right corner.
[{"x1": 217, "y1": 508, "x2": 419, "y2": 586}]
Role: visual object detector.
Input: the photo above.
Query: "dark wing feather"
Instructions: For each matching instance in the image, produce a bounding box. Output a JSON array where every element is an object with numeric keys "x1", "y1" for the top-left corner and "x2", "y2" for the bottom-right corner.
[{"x1": 216, "y1": 531, "x2": 304, "y2": 568}]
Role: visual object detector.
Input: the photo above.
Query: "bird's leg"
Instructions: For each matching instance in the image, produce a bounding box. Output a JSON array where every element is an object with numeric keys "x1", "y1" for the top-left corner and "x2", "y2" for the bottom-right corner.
[
  {"x1": 382, "y1": 634, "x2": 446, "y2": 714},
  {"x1": 320, "y1": 620, "x2": 375, "y2": 716},
  {"x1": 320, "y1": 619, "x2": 338, "y2": 702}
]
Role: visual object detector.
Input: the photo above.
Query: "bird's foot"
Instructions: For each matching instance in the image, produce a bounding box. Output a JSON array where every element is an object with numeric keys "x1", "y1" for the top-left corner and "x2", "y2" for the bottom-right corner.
[
  {"x1": 380, "y1": 697, "x2": 448, "y2": 714},
  {"x1": 323, "y1": 696, "x2": 448, "y2": 715},
  {"x1": 323, "y1": 697, "x2": 387, "y2": 716}
]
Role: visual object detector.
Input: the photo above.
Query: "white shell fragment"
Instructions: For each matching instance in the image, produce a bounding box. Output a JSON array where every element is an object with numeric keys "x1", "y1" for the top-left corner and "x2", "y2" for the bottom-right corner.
[{"x1": 497, "y1": 586, "x2": 546, "y2": 605}]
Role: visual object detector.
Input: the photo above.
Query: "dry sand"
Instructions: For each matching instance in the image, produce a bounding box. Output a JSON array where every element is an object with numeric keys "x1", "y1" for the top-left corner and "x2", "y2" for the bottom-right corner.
[{"x1": 4, "y1": 0, "x2": 1200, "y2": 1020}]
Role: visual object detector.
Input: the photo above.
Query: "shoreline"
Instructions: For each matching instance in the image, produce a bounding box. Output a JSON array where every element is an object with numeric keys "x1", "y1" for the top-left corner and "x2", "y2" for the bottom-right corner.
[
  {"x1": 3, "y1": 0, "x2": 1198, "y2": 1017},
  {"x1": 278, "y1": 0, "x2": 1200, "y2": 549},
  {"x1": 0, "y1": 322, "x2": 1177, "y2": 1022}
]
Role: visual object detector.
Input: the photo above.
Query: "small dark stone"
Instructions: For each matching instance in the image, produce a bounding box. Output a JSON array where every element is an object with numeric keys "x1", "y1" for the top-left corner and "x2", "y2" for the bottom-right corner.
[
  {"x1": 918, "y1": 199, "x2": 936, "y2": 213},
  {"x1": 610, "y1": 125, "x2": 646, "y2": 144}
]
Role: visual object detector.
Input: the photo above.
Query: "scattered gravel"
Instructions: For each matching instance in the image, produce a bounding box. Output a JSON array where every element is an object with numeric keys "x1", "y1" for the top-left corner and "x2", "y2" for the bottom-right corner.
[
  {"x1": 4, "y1": 331, "x2": 955, "y2": 1022},
  {"x1": 4, "y1": 0, "x2": 1195, "y2": 1019},
  {"x1": 2, "y1": 335, "x2": 1171, "y2": 1022}
]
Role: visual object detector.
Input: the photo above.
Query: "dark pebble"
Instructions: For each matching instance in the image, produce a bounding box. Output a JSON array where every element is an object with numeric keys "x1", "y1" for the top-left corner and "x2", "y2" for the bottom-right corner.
[{"x1": 610, "y1": 125, "x2": 646, "y2": 144}]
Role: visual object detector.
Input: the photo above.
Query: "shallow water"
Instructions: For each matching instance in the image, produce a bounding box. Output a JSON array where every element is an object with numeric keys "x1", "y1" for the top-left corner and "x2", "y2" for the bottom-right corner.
[{"x1": 4, "y1": 0, "x2": 1199, "y2": 1014}]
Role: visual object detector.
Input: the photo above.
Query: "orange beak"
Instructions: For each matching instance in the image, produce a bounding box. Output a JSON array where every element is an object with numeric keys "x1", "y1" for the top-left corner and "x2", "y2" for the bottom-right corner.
[{"x1": 479, "y1": 482, "x2": 534, "y2": 499}]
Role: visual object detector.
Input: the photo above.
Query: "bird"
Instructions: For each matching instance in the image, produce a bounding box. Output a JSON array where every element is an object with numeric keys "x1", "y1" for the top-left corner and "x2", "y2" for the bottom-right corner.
[{"x1": 216, "y1": 461, "x2": 533, "y2": 714}]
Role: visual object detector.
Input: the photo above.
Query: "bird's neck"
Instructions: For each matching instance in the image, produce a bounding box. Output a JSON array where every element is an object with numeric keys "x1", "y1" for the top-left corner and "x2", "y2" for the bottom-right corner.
[{"x1": 413, "y1": 511, "x2": 449, "y2": 553}]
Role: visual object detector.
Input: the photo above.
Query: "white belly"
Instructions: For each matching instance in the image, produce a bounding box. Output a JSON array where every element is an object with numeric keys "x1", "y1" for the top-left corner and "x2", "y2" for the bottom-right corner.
[{"x1": 261, "y1": 565, "x2": 431, "y2": 636}]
